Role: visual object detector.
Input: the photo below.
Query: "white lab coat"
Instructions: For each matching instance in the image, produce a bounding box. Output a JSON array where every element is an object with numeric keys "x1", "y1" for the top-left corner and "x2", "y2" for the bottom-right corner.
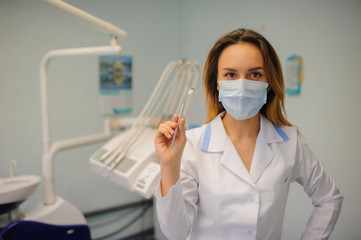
[{"x1": 155, "y1": 113, "x2": 343, "y2": 240}]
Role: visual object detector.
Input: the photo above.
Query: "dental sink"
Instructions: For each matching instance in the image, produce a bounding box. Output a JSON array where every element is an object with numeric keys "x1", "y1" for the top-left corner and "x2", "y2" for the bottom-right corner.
[{"x1": 0, "y1": 175, "x2": 41, "y2": 215}]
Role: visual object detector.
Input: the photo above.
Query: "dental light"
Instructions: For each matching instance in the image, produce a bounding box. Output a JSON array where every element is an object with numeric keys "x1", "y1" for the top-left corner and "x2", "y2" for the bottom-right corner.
[{"x1": 24, "y1": 0, "x2": 127, "y2": 225}]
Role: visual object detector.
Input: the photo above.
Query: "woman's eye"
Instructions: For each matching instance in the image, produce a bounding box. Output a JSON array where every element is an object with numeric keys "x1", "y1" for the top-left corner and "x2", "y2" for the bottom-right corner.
[
  {"x1": 250, "y1": 72, "x2": 262, "y2": 78},
  {"x1": 225, "y1": 72, "x2": 236, "y2": 78}
]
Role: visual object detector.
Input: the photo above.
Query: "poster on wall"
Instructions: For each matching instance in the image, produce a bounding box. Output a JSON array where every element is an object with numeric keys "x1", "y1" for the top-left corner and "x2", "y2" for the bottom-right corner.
[
  {"x1": 99, "y1": 55, "x2": 132, "y2": 115},
  {"x1": 285, "y1": 55, "x2": 303, "y2": 96}
]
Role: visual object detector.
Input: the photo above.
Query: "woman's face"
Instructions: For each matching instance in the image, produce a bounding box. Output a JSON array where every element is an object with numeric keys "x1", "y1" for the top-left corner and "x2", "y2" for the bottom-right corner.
[{"x1": 217, "y1": 42, "x2": 267, "y2": 90}]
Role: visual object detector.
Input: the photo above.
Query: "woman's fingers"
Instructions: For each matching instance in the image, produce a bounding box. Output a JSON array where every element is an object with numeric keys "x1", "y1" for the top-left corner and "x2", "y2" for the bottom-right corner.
[
  {"x1": 158, "y1": 125, "x2": 171, "y2": 139},
  {"x1": 155, "y1": 115, "x2": 186, "y2": 152},
  {"x1": 178, "y1": 117, "x2": 185, "y2": 137},
  {"x1": 154, "y1": 115, "x2": 187, "y2": 170},
  {"x1": 173, "y1": 114, "x2": 179, "y2": 123},
  {"x1": 158, "y1": 122, "x2": 177, "y2": 139},
  {"x1": 176, "y1": 118, "x2": 187, "y2": 147}
]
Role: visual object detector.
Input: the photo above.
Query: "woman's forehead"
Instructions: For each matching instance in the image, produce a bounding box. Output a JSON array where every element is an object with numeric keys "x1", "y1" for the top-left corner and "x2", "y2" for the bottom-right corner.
[{"x1": 218, "y1": 43, "x2": 264, "y2": 70}]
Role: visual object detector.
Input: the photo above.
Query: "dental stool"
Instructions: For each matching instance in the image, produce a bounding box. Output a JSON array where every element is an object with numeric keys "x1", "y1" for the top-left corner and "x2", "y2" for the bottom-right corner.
[{"x1": 0, "y1": 220, "x2": 91, "y2": 240}]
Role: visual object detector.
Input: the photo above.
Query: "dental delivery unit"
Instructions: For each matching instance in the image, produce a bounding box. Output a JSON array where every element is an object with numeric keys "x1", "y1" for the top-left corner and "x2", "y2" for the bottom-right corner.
[{"x1": 90, "y1": 61, "x2": 200, "y2": 199}]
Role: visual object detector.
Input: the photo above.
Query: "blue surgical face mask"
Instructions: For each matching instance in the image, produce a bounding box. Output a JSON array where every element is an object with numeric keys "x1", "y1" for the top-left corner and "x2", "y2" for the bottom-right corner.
[{"x1": 218, "y1": 79, "x2": 268, "y2": 120}]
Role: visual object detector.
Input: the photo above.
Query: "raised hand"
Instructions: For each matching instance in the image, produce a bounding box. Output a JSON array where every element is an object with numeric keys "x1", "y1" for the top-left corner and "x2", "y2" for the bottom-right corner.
[{"x1": 154, "y1": 114, "x2": 187, "y2": 196}]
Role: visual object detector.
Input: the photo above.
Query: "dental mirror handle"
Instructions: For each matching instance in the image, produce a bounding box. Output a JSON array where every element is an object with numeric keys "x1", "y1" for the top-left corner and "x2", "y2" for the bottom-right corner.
[
  {"x1": 169, "y1": 87, "x2": 194, "y2": 150},
  {"x1": 170, "y1": 103, "x2": 184, "y2": 150}
]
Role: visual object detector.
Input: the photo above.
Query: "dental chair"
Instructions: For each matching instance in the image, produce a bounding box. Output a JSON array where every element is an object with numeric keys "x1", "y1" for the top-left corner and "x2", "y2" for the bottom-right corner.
[{"x1": 0, "y1": 220, "x2": 91, "y2": 240}]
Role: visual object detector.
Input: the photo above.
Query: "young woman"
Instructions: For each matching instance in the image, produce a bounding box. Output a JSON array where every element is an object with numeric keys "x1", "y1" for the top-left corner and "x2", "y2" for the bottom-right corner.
[{"x1": 154, "y1": 28, "x2": 343, "y2": 240}]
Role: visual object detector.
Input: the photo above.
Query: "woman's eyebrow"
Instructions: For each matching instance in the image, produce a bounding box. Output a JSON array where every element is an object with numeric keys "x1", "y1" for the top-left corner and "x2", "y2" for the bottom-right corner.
[
  {"x1": 249, "y1": 66, "x2": 265, "y2": 71},
  {"x1": 221, "y1": 66, "x2": 265, "y2": 71},
  {"x1": 221, "y1": 67, "x2": 237, "y2": 71}
]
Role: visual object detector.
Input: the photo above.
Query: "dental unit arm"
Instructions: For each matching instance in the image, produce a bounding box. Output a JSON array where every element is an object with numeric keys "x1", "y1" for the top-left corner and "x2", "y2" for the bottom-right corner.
[
  {"x1": 89, "y1": 61, "x2": 200, "y2": 199},
  {"x1": 24, "y1": 0, "x2": 127, "y2": 225},
  {"x1": 38, "y1": 0, "x2": 126, "y2": 41}
]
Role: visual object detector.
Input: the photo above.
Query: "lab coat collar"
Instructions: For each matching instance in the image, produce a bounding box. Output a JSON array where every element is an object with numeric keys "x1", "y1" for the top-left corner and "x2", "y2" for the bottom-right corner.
[
  {"x1": 259, "y1": 114, "x2": 289, "y2": 143},
  {"x1": 200, "y1": 112, "x2": 289, "y2": 186},
  {"x1": 200, "y1": 112, "x2": 228, "y2": 152},
  {"x1": 201, "y1": 113, "x2": 288, "y2": 153}
]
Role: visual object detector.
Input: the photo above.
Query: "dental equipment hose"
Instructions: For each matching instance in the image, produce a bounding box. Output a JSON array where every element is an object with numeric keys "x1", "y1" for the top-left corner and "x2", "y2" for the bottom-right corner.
[
  {"x1": 99, "y1": 61, "x2": 184, "y2": 170},
  {"x1": 98, "y1": 62, "x2": 178, "y2": 165}
]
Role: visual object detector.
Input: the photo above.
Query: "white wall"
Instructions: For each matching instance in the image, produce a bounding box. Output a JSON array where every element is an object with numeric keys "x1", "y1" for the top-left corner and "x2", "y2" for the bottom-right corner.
[{"x1": 1, "y1": 0, "x2": 360, "y2": 239}]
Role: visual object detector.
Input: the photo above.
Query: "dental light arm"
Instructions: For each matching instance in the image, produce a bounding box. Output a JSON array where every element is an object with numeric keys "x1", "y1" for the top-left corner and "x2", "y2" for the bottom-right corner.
[
  {"x1": 39, "y1": 1, "x2": 126, "y2": 205},
  {"x1": 38, "y1": 0, "x2": 126, "y2": 40}
]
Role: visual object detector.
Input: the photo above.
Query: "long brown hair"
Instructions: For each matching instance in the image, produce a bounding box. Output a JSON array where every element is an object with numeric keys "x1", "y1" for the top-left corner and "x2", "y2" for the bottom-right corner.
[{"x1": 203, "y1": 28, "x2": 293, "y2": 127}]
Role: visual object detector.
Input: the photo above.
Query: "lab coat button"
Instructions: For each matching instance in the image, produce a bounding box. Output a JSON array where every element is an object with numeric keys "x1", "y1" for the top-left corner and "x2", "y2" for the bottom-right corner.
[
  {"x1": 249, "y1": 197, "x2": 255, "y2": 202},
  {"x1": 248, "y1": 230, "x2": 252, "y2": 235}
]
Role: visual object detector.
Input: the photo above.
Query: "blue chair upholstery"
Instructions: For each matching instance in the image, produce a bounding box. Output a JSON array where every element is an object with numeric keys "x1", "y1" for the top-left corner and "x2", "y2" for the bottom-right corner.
[{"x1": 0, "y1": 220, "x2": 91, "y2": 240}]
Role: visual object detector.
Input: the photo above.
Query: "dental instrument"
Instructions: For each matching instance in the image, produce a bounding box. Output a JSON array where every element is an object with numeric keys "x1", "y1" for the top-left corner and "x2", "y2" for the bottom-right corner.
[{"x1": 170, "y1": 88, "x2": 195, "y2": 150}]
